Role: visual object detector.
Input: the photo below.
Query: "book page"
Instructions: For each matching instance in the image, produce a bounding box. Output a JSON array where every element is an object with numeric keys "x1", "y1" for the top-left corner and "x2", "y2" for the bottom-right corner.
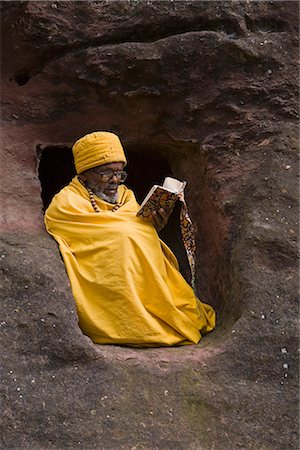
[{"x1": 163, "y1": 177, "x2": 185, "y2": 192}]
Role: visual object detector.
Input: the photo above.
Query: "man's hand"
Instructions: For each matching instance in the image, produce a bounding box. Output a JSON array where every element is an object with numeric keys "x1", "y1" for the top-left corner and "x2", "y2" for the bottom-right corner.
[{"x1": 149, "y1": 206, "x2": 174, "y2": 232}]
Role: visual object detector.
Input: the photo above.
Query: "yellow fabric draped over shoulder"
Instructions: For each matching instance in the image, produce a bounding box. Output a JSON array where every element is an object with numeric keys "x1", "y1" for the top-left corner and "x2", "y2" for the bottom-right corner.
[{"x1": 44, "y1": 177, "x2": 216, "y2": 347}]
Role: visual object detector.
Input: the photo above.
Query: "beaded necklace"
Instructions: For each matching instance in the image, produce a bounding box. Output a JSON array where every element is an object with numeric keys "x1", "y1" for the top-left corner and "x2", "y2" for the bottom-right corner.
[{"x1": 78, "y1": 177, "x2": 122, "y2": 213}]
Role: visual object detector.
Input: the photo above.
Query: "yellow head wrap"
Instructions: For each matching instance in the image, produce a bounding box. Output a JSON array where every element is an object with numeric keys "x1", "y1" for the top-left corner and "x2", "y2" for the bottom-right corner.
[{"x1": 72, "y1": 131, "x2": 127, "y2": 174}]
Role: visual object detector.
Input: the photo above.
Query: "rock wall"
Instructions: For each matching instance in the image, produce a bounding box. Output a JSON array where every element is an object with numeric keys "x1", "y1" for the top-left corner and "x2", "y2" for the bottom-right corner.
[{"x1": 1, "y1": 1, "x2": 299, "y2": 449}]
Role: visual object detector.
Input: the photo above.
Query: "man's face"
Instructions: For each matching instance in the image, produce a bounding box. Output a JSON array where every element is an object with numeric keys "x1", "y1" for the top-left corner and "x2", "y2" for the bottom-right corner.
[{"x1": 80, "y1": 161, "x2": 126, "y2": 203}]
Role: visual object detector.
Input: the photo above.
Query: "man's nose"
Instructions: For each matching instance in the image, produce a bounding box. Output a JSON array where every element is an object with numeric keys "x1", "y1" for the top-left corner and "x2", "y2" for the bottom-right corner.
[{"x1": 110, "y1": 173, "x2": 119, "y2": 183}]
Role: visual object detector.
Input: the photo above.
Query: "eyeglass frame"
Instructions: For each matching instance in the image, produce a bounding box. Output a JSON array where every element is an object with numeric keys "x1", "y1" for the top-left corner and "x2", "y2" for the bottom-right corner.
[{"x1": 89, "y1": 168, "x2": 128, "y2": 183}]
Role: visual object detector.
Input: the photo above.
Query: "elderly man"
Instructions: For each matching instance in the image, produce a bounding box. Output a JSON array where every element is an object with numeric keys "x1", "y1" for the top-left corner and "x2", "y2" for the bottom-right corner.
[{"x1": 45, "y1": 131, "x2": 215, "y2": 346}]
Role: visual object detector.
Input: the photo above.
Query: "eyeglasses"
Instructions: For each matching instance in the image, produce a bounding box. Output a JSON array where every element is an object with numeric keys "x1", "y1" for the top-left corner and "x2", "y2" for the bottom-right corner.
[{"x1": 90, "y1": 169, "x2": 128, "y2": 183}]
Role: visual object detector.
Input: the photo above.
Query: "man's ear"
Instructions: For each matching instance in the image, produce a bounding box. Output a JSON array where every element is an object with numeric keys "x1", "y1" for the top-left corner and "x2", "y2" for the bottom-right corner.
[{"x1": 79, "y1": 171, "x2": 87, "y2": 181}]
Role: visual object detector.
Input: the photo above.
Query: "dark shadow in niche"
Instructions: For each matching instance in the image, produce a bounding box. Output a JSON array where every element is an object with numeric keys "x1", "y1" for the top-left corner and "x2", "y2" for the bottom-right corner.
[
  {"x1": 13, "y1": 69, "x2": 31, "y2": 86},
  {"x1": 37, "y1": 145, "x2": 76, "y2": 211},
  {"x1": 37, "y1": 145, "x2": 191, "y2": 283}
]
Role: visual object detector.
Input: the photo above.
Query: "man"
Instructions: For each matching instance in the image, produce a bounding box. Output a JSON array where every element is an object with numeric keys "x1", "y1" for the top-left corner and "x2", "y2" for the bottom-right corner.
[{"x1": 45, "y1": 131, "x2": 215, "y2": 346}]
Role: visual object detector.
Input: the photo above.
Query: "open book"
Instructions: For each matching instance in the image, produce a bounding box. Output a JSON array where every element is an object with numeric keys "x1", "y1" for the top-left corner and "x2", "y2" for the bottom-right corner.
[
  {"x1": 137, "y1": 177, "x2": 186, "y2": 220},
  {"x1": 137, "y1": 176, "x2": 196, "y2": 289}
]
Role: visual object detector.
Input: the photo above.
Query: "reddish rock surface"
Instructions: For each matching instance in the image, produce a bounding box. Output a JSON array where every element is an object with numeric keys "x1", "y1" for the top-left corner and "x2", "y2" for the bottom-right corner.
[{"x1": 1, "y1": 2, "x2": 299, "y2": 449}]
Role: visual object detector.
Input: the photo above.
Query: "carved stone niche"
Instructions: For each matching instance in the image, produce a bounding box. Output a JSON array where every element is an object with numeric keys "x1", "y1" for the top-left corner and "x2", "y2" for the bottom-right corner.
[{"x1": 37, "y1": 141, "x2": 234, "y2": 327}]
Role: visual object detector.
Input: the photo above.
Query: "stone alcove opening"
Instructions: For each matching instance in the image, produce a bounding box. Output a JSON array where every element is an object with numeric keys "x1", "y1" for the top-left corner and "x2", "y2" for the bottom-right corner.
[
  {"x1": 37, "y1": 143, "x2": 236, "y2": 327},
  {"x1": 37, "y1": 144, "x2": 191, "y2": 283}
]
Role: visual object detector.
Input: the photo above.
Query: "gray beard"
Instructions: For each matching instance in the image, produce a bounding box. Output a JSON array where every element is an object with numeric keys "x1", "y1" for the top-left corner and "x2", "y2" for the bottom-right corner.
[
  {"x1": 79, "y1": 176, "x2": 118, "y2": 204},
  {"x1": 95, "y1": 190, "x2": 118, "y2": 204}
]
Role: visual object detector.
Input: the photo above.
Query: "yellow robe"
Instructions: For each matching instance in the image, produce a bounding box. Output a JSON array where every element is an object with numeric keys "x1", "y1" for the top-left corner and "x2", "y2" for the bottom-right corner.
[{"x1": 45, "y1": 177, "x2": 215, "y2": 346}]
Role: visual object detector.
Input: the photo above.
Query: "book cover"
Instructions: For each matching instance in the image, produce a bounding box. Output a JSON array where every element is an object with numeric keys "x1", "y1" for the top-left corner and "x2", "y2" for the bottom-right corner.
[{"x1": 137, "y1": 177, "x2": 186, "y2": 220}]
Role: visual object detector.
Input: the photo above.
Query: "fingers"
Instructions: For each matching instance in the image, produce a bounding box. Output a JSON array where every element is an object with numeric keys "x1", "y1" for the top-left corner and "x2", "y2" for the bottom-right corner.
[
  {"x1": 158, "y1": 206, "x2": 174, "y2": 223},
  {"x1": 151, "y1": 207, "x2": 171, "y2": 232},
  {"x1": 150, "y1": 211, "x2": 162, "y2": 231}
]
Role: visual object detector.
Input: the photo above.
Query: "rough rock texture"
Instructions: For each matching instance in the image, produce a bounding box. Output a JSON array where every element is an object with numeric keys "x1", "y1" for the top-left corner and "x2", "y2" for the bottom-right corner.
[{"x1": 1, "y1": 1, "x2": 299, "y2": 449}]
